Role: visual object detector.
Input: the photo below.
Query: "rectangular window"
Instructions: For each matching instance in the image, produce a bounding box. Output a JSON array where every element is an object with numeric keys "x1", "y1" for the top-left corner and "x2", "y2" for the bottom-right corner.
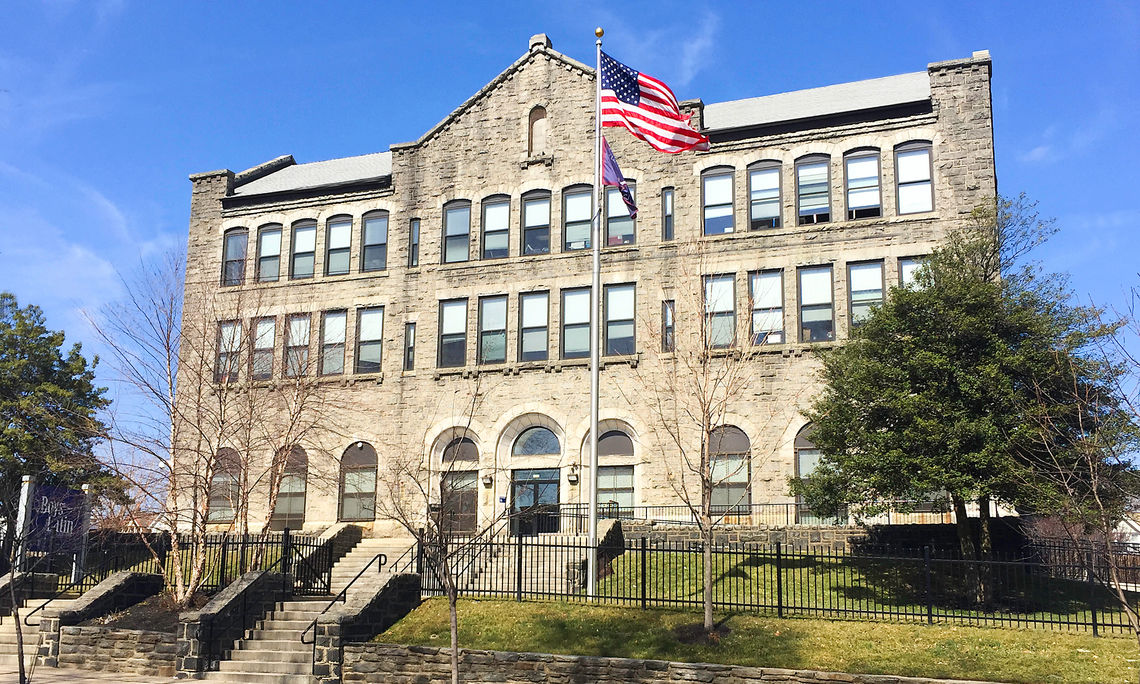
[
  {"x1": 481, "y1": 199, "x2": 509, "y2": 259},
  {"x1": 207, "y1": 472, "x2": 239, "y2": 523},
  {"x1": 320, "y1": 310, "x2": 346, "y2": 375},
  {"x1": 478, "y1": 295, "x2": 507, "y2": 364},
  {"x1": 749, "y1": 166, "x2": 781, "y2": 229},
  {"x1": 662, "y1": 300, "x2": 675, "y2": 352},
  {"x1": 408, "y1": 219, "x2": 420, "y2": 267},
  {"x1": 355, "y1": 307, "x2": 384, "y2": 374},
  {"x1": 605, "y1": 184, "x2": 635, "y2": 246},
  {"x1": 750, "y1": 270, "x2": 783, "y2": 344},
  {"x1": 285, "y1": 314, "x2": 310, "y2": 376},
  {"x1": 441, "y1": 471, "x2": 478, "y2": 534},
  {"x1": 362, "y1": 214, "x2": 388, "y2": 272},
  {"x1": 404, "y1": 322, "x2": 416, "y2": 371},
  {"x1": 519, "y1": 291, "x2": 549, "y2": 361},
  {"x1": 222, "y1": 231, "x2": 247, "y2": 286},
  {"x1": 799, "y1": 266, "x2": 834, "y2": 342},
  {"x1": 899, "y1": 256, "x2": 924, "y2": 287},
  {"x1": 896, "y1": 146, "x2": 934, "y2": 214},
  {"x1": 661, "y1": 188, "x2": 674, "y2": 241},
  {"x1": 711, "y1": 453, "x2": 750, "y2": 510},
  {"x1": 563, "y1": 189, "x2": 592, "y2": 251},
  {"x1": 797, "y1": 159, "x2": 830, "y2": 224},
  {"x1": 704, "y1": 275, "x2": 735, "y2": 349},
  {"x1": 598, "y1": 465, "x2": 634, "y2": 510},
  {"x1": 257, "y1": 227, "x2": 281, "y2": 282},
  {"x1": 215, "y1": 321, "x2": 241, "y2": 382},
  {"x1": 438, "y1": 299, "x2": 467, "y2": 367},
  {"x1": 846, "y1": 154, "x2": 882, "y2": 219},
  {"x1": 291, "y1": 224, "x2": 316, "y2": 279},
  {"x1": 325, "y1": 219, "x2": 352, "y2": 276},
  {"x1": 443, "y1": 204, "x2": 471, "y2": 264},
  {"x1": 848, "y1": 261, "x2": 884, "y2": 327},
  {"x1": 561, "y1": 288, "x2": 591, "y2": 358},
  {"x1": 251, "y1": 317, "x2": 275, "y2": 380},
  {"x1": 341, "y1": 469, "x2": 376, "y2": 521},
  {"x1": 522, "y1": 194, "x2": 550, "y2": 255},
  {"x1": 604, "y1": 283, "x2": 635, "y2": 355},
  {"x1": 702, "y1": 172, "x2": 734, "y2": 235}
]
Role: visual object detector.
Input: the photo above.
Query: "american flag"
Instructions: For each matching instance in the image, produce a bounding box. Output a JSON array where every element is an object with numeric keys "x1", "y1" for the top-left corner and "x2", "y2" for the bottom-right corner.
[{"x1": 600, "y1": 51, "x2": 710, "y2": 154}]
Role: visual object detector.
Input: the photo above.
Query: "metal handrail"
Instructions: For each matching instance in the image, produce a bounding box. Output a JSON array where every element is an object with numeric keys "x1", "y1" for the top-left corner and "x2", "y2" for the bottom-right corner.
[
  {"x1": 23, "y1": 570, "x2": 96, "y2": 627},
  {"x1": 299, "y1": 551, "x2": 387, "y2": 671}
]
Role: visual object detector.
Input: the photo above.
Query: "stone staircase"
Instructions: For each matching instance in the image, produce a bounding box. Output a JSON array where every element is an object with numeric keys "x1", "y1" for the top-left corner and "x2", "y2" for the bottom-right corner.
[
  {"x1": 202, "y1": 536, "x2": 413, "y2": 683},
  {"x1": 0, "y1": 596, "x2": 78, "y2": 670}
]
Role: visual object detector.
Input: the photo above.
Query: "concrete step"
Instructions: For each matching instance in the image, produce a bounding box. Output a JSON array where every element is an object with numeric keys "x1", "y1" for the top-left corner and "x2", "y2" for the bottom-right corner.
[
  {"x1": 233, "y1": 639, "x2": 311, "y2": 653},
  {"x1": 245, "y1": 628, "x2": 310, "y2": 641},
  {"x1": 218, "y1": 659, "x2": 313, "y2": 675},
  {"x1": 265, "y1": 610, "x2": 324, "y2": 621},
  {"x1": 202, "y1": 672, "x2": 315, "y2": 684},
  {"x1": 229, "y1": 648, "x2": 312, "y2": 663},
  {"x1": 257, "y1": 618, "x2": 317, "y2": 631}
]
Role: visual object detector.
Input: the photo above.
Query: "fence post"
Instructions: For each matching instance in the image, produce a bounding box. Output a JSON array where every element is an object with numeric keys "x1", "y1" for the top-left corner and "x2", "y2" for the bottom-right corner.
[
  {"x1": 1086, "y1": 550, "x2": 1099, "y2": 637},
  {"x1": 416, "y1": 529, "x2": 424, "y2": 575},
  {"x1": 218, "y1": 534, "x2": 229, "y2": 590},
  {"x1": 515, "y1": 536, "x2": 524, "y2": 603},
  {"x1": 640, "y1": 537, "x2": 647, "y2": 610},
  {"x1": 775, "y1": 541, "x2": 783, "y2": 619},
  {"x1": 282, "y1": 528, "x2": 293, "y2": 596},
  {"x1": 924, "y1": 545, "x2": 933, "y2": 625}
]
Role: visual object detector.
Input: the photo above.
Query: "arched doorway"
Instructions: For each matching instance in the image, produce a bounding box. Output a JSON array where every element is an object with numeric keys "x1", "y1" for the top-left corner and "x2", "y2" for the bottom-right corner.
[{"x1": 511, "y1": 426, "x2": 561, "y2": 536}]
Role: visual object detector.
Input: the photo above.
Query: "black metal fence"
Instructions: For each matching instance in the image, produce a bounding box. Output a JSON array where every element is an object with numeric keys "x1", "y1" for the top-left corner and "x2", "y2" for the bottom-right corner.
[
  {"x1": 410, "y1": 535, "x2": 1139, "y2": 635},
  {"x1": 557, "y1": 502, "x2": 958, "y2": 530}
]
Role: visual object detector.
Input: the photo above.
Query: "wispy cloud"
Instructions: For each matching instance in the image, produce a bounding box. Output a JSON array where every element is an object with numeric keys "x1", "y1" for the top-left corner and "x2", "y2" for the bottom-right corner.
[
  {"x1": 674, "y1": 13, "x2": 719, "y2": 88},
  {"x1": 1019, "y1": 104, "x2": 1120, "y2": 166}
]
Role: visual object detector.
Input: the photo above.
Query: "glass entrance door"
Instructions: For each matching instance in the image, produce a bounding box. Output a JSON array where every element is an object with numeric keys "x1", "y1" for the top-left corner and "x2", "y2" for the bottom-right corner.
[{"x1": 510, "y1": 468, "x2": 560, "y2": 536}]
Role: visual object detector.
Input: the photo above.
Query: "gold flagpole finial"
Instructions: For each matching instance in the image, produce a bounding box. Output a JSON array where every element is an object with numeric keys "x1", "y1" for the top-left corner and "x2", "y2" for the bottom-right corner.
[{"x1": 595, "y1": 27, "x2": 604, "y2": 38}]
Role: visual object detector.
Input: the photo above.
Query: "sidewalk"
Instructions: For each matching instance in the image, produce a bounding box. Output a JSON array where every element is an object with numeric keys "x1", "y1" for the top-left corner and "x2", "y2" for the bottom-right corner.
[{"x1": 0, "y1": 667, "x2": 175, "y2": 683}]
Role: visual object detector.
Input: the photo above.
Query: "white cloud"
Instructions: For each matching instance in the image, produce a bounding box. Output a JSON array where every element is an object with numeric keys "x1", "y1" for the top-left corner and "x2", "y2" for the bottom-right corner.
[
  {"x1": 1018, "y1": 145, "x2": 1052, "y2": 163},
  {"x1": 675, "y1": 14, "x2": 720, "y2": 88}
]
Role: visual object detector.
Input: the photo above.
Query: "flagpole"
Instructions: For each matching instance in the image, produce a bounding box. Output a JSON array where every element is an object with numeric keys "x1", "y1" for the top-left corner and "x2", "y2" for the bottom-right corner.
[{"x1": 586, "y1": 27, "x2": 603, "y2": 600}]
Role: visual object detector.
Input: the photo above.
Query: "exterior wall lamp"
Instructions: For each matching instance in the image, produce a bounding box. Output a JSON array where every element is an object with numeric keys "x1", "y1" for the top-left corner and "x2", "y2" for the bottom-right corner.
[
  {"x1": 567, "y1": 464, "x2": 580, "y2": 485},
  {"x1": 481, "y1": 473, "x2": 494, "y2": 487}
]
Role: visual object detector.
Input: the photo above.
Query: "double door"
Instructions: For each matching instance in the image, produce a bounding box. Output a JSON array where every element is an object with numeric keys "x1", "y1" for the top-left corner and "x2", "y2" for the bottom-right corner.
[{"x1": 510, "y1": 468, "x2": 560, "y2": 536}]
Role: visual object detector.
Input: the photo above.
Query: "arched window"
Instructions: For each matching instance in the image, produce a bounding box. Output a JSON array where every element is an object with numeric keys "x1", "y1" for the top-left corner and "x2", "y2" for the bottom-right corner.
[
  {"x1": 528, "y1": 106, "x2": 548, "y2": 156},
  {"x1": 325, "y1": 214, "x2": 353, "y2": 276},
  {"x1": 598, "y1": 430, "x2": 635, "y2": 513},
  {"x1": 339, "y1": 442, "x2": 377, "y2": 522},
  {"x1": 443, "y1": 436, "x2": 479, "y2": 464},
  {"x1": 443, "y1": 200, "x2": 471, "y2": 264},
  {"x1": 256, "y1": 224, "x2": 282, "y2": 282},
  {"x1": 794, "y1": 424, "x2": 821, "y2": 479},
  {"x1": 710, "y1": 426, "x2": 750, "y2": 511},
  {"x1": 221, "y1": 228, "x2": 248, "y2": 286},
  {"x1": 844, "y1": 149, "x2": 881, "y2": 220},
  {"x1": 361, "y1": 211, "x2": 389, "y2": 272},
  {"x1": 291, "y1": 220, "x2": 317, "y2": 279},
  {"x1": 208, "y1": 448, "x2": 242, "y2": 523},
  {"x1": 481, "y1": 195, "x2": 510, "y2": 260},
  {"x1": 513, "y1": 426, "x2": 560, "y2": 456},
  {"x1": 562, "y1": 184, "x2": 593, "y2": 251},
  {"x1": 701, "y1": 166, "x2": 734, "y2": 235},
  {"x1": 795, "y1": 154, "x2": 831, "y2": 225},
  {"x1": 747, "y1": 161, "x2": 781, "y2": 230},
  {"x1": 270, "y1": 447, "x2": 307, "y2": 531},
  {"x1": 441, "y1": 437, "x2": 479, "y2": 534},
  {"x1": 895, "y1": 141, "x2": 934, "y2": 214},
  {"x1": 521, "y1": 190, "x2": 551, "y2": 256}
]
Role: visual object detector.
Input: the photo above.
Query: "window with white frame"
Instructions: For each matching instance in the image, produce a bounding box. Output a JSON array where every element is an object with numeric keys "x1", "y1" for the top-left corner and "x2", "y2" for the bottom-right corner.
[
  {"x1": 845, "y1": 152, "x2": 881, "y2": 219},
  {"x1": 704, "y1": 274, "x2": 735, "y2": 348},
  {"x1": 662, "y1": 300, "x2": 675, "y2": 352},
  {"x1": 519, "y1": 291, "x2": 548, "y2": 361},
  {"x1": 848, "y1": 261, "x2": 884, "y2": 327},
  {"x1": 796, "y1": 156, "x2": 830, "y2": 224},
  {"x1": 896, "y1": 142, "x2": 934, "y2": 214},
  {"x1": 661, "y1": 187, "x2": 674, "y2": 240},
  {"x1": 325, "y1": 217, "x2": 352, "y2": 276},
  {"x1": 285, "y1": 313, "x2": 310, "y2": 376},
  {"x1": 750, "y1": 270, "x2": 783, "y2": 344},
  {"x1": 257, "y1": 225, "x2": 281, "y2": 282},
  {"x1": 320, "y1": 310, "x2": 346, "y2": 375},
  {"x1": 362, "y1": 212, "x2": 388, "y2": 272},
  {"x1": 749, "y1": 162, "x2": 781, "y2": 229},
  {"x1": 563, "y1": 187, "x2": 592, "y2": 251},
  {"x1": 443, "y1": 202, "x2": 471, "y2": 264},
  {"x1": 604, "y1": 283, "x2": 635, "y2": 355},
  {"x1": 561, "y1": 288, "x2": 590, "y2": 358},
  {"x1": 408, "y1": 218, "x2": 420, "y2": 267},
  {"x1": 522, "y1": 192, "x2": 551, "y2": 256},
  {"x1": 710, "y1": 426, "x2": 750, "y2": 511},
  {"x1": 403, "y1": 322, "x2": 416, "y2": 371},
  {"x1": 438, "y1": 299, "x2": 467, "y2": 367},
  {"x1": 478, "y1": 295, "x2": 507, "y2": 364},
  {"x1": 899, "y1": 256, "x2": 925, "y2": 288},
  {"x1": 798, "y1": 266, "x2": 834, "y2": 342},
  {"x1": 222, "y1": 229, "x2": 247, "y2": 286},
  {"x1": 598, "y1": 465, "x2": 634, "y2": 511},
  {"x1": 605, "y1": 183, "x2": 635, "y2": 246},
  {"x1": 252, "y1": 317, "x2": 275, "y2": 380},
  {"x1": 356, "y1": 307, "x2": 384, "y2": 374},
  {"x1": 215, "y1": 321, "x2": 241, "y2": 382},
  {"x1": 291, "y1": 222, "x2": 316, "y2": 279},
  {"x1": 481, "y1": 197, "x2": 510, "y2": 260},
  {"x1": 702, "y1": 169, "x2": 734, "y2": 235}
]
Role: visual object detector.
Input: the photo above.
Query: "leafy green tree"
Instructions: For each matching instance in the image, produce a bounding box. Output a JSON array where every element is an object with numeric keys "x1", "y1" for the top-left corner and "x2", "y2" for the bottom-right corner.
[
  {"x1": 792, "y1": 197, "x2": 1116, "y2": 575},
  {"x1": 0, "y1": 292, "x2": 112, "y2": 551}
]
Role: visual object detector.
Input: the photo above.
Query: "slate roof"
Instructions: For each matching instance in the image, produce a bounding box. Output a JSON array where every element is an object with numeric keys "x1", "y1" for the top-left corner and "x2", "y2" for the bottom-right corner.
[{"x1": 231, "y1": 152, "x2": 392, "y2": 197}]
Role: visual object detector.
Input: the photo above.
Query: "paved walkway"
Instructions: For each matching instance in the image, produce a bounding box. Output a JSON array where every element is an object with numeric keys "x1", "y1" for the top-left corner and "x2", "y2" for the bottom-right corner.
[{"x1": 0, "y1": 667, "x2": 175, "y2": 683}]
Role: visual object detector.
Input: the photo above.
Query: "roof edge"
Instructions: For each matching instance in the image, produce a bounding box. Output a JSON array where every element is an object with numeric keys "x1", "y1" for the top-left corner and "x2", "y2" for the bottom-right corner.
[
  {"x1": 928, "y1": 49, "x2": 991, "y2": 71},
  {"x1": 234, "y1": 155, "x2": 296, "y2": 188}
]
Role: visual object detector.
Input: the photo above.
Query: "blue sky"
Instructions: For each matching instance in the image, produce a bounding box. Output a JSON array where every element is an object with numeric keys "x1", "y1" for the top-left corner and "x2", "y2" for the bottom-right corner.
[{"x1": 1, "y1": 0, "x2": 1138, "y2": 377}]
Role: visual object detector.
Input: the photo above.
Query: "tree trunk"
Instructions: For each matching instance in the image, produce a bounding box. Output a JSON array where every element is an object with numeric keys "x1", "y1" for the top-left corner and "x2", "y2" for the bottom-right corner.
[
  {"x1": 8, "y1": 570, "x2": 26, "y2": 684},
  {"x1": 977, "y1": 494, "x2": 993, "y2": 605},
  {"x1": 702, "y1": 515, "x2": 713, "y2": 635},
  {"x1": 951, "y1": 493, "x2": 982, "y2": 605},
  {"x1": 448, "y1": 585, "x2": 459, "y2": 684}
]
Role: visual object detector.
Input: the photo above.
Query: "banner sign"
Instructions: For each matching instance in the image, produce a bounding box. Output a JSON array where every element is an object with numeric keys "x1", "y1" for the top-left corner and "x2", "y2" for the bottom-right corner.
[{"x1": 26, "y1": 485, "x2": 85, "y2": 553}]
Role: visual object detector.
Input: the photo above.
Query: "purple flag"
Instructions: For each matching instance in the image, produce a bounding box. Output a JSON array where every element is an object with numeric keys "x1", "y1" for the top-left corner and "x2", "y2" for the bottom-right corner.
[{"x1": 602, "y1": 137, "x2": 638, "y2": 219}]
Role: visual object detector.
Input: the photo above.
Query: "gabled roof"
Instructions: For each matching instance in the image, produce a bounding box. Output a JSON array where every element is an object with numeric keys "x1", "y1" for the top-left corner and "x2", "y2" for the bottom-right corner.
[
  {"x1": 703, "y1": 71, "x2": 930, "y2": 132},
  {"x1": 231, "y1": 152, "x2": 392, "y2": 197}
]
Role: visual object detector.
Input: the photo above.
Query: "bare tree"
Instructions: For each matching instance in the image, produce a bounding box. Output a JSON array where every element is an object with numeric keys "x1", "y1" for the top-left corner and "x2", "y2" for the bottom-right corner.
[
  {"x1": 619, "y1": 240, "x2": 792, "y2": 637},
  {"x1": 89, "y1": 252, "x2": 339, "y2": 606}
]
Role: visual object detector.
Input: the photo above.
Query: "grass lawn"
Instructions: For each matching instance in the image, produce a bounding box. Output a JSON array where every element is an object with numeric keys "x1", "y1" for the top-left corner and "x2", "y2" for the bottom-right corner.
[{"x1": 379, "y1": 597, "x2": 1138, "y2": 684}]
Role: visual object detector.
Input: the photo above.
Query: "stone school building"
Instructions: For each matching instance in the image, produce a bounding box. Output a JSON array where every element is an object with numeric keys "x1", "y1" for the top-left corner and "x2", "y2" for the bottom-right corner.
[{"x1": 181, "y1": 34, "x2": 996, "y2": 536}]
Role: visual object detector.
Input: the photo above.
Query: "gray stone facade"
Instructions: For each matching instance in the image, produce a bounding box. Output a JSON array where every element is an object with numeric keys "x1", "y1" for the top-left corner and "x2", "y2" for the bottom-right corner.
[
  {"x1": 55, "y1": 626, "x2": 177, "y2": 677},
  {"x1": 180, "y1": 35, "x2": 996, "y2": 535}
]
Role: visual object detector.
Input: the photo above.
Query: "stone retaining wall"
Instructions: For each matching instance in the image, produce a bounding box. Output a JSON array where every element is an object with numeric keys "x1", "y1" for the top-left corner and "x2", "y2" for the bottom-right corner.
[
  {"x1": 56, "y1": 626, "x2": 177, "y2": 677},
  {"x1": 343, "y1": 643, "x2": 994, "y2": 684},
  {"x1": 621, "y1": 521, "x2": 867, "y2": 551}
]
